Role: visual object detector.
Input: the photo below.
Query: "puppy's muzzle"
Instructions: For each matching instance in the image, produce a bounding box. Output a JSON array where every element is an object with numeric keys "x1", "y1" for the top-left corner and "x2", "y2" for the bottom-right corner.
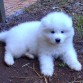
[{"x1": 55, "y1": 38, "x2": 60, "y2": 43}]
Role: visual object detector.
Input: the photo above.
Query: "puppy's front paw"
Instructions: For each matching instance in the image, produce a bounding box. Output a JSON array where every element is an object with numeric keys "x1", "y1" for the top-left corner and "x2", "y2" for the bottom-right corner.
[
  {"x1": 39, "y1": 55, "x2": 54, "y2": 76},
  {"x1": 41, "y1": 67, "x2": 54, "y2": 76},
  {"x1": 69, "y1": 61, "x2": 82, "y2": 71}
]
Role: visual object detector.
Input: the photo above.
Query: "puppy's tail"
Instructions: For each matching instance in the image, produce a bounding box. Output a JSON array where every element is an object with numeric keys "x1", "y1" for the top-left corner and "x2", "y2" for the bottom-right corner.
[{"x1": 0, "y1": 31, "x2": 8, "y2": 42}]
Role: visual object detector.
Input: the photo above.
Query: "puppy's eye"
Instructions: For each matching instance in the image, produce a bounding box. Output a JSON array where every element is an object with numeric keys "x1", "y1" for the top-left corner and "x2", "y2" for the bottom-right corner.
[
  {"x1": 51, "y1": 31, "x2": 55, "y2": 34},
  {"x1": 61, "y1": 31, "x2": 64, "y2": 33}
]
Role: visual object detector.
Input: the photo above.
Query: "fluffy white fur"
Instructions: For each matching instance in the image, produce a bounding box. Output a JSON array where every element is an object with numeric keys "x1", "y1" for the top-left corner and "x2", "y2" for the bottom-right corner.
[{"x1": 0, "y1": 12, "x2": 82, "y2": 76}]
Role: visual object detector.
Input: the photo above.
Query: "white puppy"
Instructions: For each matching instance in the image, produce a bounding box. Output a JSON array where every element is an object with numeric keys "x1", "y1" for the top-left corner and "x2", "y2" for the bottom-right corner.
[{"x1": 0, "y1": 12, "x2": 82, "y2": 76}]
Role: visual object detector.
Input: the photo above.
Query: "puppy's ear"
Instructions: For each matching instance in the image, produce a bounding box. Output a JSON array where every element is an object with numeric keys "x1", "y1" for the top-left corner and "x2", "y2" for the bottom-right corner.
[
  {"x1": 41, "y1": 16, "x2": 47, "y2": 27},
  {"x1": 41, "y1": 15, "x2": 51, "y2": 28}
]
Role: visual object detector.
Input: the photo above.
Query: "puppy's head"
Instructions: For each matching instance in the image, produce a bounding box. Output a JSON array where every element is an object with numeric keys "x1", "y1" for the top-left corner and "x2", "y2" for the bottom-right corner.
[{"x1": 41, "y1": 12, "x2": 74, "y2": 45}]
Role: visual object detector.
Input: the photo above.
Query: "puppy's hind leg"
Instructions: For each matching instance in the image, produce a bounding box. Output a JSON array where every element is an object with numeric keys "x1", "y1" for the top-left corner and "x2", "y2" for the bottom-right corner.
[
  {"x1": 4, "y1": 51, "x2": 14, "y2": 66},
  {"x1": 25, "y1": 52, "x2": 34, "y2": 59}
]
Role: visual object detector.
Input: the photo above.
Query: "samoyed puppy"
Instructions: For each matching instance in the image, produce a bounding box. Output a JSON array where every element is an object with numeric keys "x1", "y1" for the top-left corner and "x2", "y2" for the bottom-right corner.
[{"x1": 0, "y1": 12, "x2": 82, "y2": 76}]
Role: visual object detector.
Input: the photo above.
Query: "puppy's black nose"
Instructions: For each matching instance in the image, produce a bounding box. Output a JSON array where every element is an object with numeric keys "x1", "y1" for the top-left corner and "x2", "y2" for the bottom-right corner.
[{"x1": 55, "y1": 39, "x2": 60, "y2": 43}]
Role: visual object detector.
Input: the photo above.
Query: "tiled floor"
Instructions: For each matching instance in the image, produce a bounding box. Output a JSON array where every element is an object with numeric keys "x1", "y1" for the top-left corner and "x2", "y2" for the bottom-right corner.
[{"x1": 4, "y1": 0, "x2": 37, "y2": 16}]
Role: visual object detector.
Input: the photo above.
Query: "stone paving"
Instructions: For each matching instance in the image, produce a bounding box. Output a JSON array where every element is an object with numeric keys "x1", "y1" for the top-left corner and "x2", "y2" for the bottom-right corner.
[{"x1": 4, "y1": 0, "x2": 37, "y2": 16}]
